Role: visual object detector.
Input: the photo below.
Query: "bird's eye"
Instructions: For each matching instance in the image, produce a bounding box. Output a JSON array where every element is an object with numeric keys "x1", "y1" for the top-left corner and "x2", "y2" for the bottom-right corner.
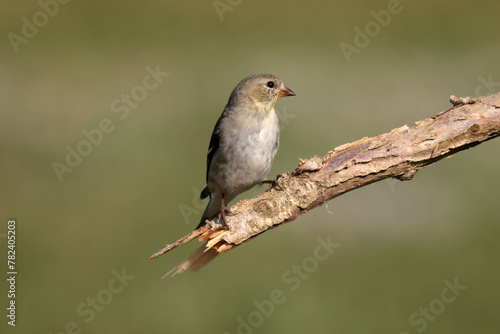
[{"x1": 266, "y1": 81, "x2": 275, "y2": 88}]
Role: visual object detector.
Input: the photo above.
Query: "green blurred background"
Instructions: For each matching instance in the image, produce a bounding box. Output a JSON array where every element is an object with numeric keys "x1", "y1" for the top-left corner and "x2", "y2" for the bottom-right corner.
[{"x1": 2, "y1": 1, "x2": 500, "y2": 333}]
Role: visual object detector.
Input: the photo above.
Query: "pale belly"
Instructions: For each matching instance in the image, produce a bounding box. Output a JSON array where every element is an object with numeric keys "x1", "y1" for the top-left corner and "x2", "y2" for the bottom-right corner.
[{"x1": 207, "y1": 119, "x2": 279, "y2": 201}]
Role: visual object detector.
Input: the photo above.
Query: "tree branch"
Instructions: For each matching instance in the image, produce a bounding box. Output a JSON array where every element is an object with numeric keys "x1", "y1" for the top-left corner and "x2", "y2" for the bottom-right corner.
[{"x1": 152, "y1": 92, "x2": 500, "y2": 277}]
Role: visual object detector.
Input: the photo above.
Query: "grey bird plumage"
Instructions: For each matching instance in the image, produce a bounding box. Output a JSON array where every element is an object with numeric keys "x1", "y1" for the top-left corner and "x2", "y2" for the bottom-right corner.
[{"x1": 196, "y1": 74, "x2": 295, "y2": 229}]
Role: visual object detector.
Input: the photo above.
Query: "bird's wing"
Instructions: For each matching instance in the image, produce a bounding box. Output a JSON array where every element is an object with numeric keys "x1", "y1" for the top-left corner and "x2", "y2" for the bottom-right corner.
[{"x1": 205, "y1": 112, "x2": 225, "y2": 183}]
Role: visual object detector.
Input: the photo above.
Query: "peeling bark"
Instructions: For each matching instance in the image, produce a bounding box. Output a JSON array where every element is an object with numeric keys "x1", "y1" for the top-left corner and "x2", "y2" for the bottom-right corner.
[{"x1": 151, "y1": 92, "x2": 500, "y2": 277}]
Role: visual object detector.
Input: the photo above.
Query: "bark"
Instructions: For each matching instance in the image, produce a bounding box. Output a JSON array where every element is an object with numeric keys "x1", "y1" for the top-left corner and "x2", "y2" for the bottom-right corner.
[{"x1": 151, "y1": 92, "x2": 500, "y2": 277}]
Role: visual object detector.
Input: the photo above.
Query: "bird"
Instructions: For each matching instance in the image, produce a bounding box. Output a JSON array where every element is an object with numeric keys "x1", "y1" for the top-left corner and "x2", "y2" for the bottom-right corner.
[
  {"x1": 161, "y1": 74, "x2": 295, "y2": 276},
  {"x1": 196, "y1": 74, "x2": 296, "y2": 229}
]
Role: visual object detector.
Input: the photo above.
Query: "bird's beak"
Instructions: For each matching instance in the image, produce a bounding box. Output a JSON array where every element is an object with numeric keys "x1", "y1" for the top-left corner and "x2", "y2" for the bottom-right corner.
[{"x1": 278, "y1": 85, "x2": 296, "y2": 98}]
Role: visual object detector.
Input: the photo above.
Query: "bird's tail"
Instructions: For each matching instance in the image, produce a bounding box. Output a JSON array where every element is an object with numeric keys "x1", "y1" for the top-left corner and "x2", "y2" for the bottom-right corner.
[
  {"x1": 163, "y1": 242, "x2": 218, "y2": 277},
  {"x1": 163, "y1": 228, "x2": 233, "y2": 277}
]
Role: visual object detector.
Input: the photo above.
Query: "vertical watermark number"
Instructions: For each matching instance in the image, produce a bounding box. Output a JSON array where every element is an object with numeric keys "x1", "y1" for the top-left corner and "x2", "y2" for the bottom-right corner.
[{"x1": 6, "y1": 219, "x2": 17, "y2": 326}]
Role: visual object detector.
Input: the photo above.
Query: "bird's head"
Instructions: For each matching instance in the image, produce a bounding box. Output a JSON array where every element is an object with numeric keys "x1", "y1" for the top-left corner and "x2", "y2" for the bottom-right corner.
[{"x1": 228, "y1": 74, "x2": 295, "y2": 113}]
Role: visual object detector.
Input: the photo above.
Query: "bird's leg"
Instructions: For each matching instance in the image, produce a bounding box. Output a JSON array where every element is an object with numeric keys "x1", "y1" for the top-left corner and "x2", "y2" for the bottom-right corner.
[{"x1": 218, "y1": 195, "x2": 231, "y2": 228}]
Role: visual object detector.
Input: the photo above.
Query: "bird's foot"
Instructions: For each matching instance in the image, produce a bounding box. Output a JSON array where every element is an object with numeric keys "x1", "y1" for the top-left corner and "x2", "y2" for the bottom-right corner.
[
  {"x1": 260, "y1": 175, "x2": 283, "y2": 190},
  {"x1": 260, "y1": 179, "x2": 277, "y2": 190}
]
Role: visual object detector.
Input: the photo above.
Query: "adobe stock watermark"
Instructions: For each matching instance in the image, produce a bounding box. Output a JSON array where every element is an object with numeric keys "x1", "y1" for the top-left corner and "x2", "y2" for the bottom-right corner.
[
  {"x1": 51, "y1": 64, "x2": 169, "y2": 183},
  {"x1": 475, "y1": 73, "x2": 500, "y2": 96},
  {"x1": 178, "y1": 187, "x2": 206, "y2": 225},
  {"x1": 276, "y1": 105, "x2": 296, "y2": 131},
  {"x1": 178, "y1": 105, "x2": 296, "y2": 226},
  {"x1": 340, "y1": 0, "x2": 413, "y2": 64},
  {"x1": 7, "y1": 0, "x2": 72, "y2": 54},
  {"x1": 213, "y1": 0, "x2": 244, "y2": 21},
  {"x1": 48, "y1": 268, "x2": 135, "y2": 334},
  {"x1": 386, "y1": 177, "x2": 399, "y2": 193},
  {"x1": 224, "y1": 235, "x2": 340, "y2": 334},
  {"x1": 398, "y1": 277, "x2": 467, "y2": 334}
]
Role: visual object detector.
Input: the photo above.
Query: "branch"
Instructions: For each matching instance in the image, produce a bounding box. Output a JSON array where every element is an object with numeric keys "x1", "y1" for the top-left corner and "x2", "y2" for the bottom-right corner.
[{"x1": 152, "y1": 92, "x2": 500, "y2": 277}]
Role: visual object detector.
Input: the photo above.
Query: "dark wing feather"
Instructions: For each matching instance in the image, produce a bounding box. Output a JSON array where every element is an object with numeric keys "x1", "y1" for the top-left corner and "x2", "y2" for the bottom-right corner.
[
  {"x1": 206, "y1": 118, "x2": 221, "y2": 183},
  {"x1": 201, "y1": 111, "x2": 228, "y2": 200}
]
